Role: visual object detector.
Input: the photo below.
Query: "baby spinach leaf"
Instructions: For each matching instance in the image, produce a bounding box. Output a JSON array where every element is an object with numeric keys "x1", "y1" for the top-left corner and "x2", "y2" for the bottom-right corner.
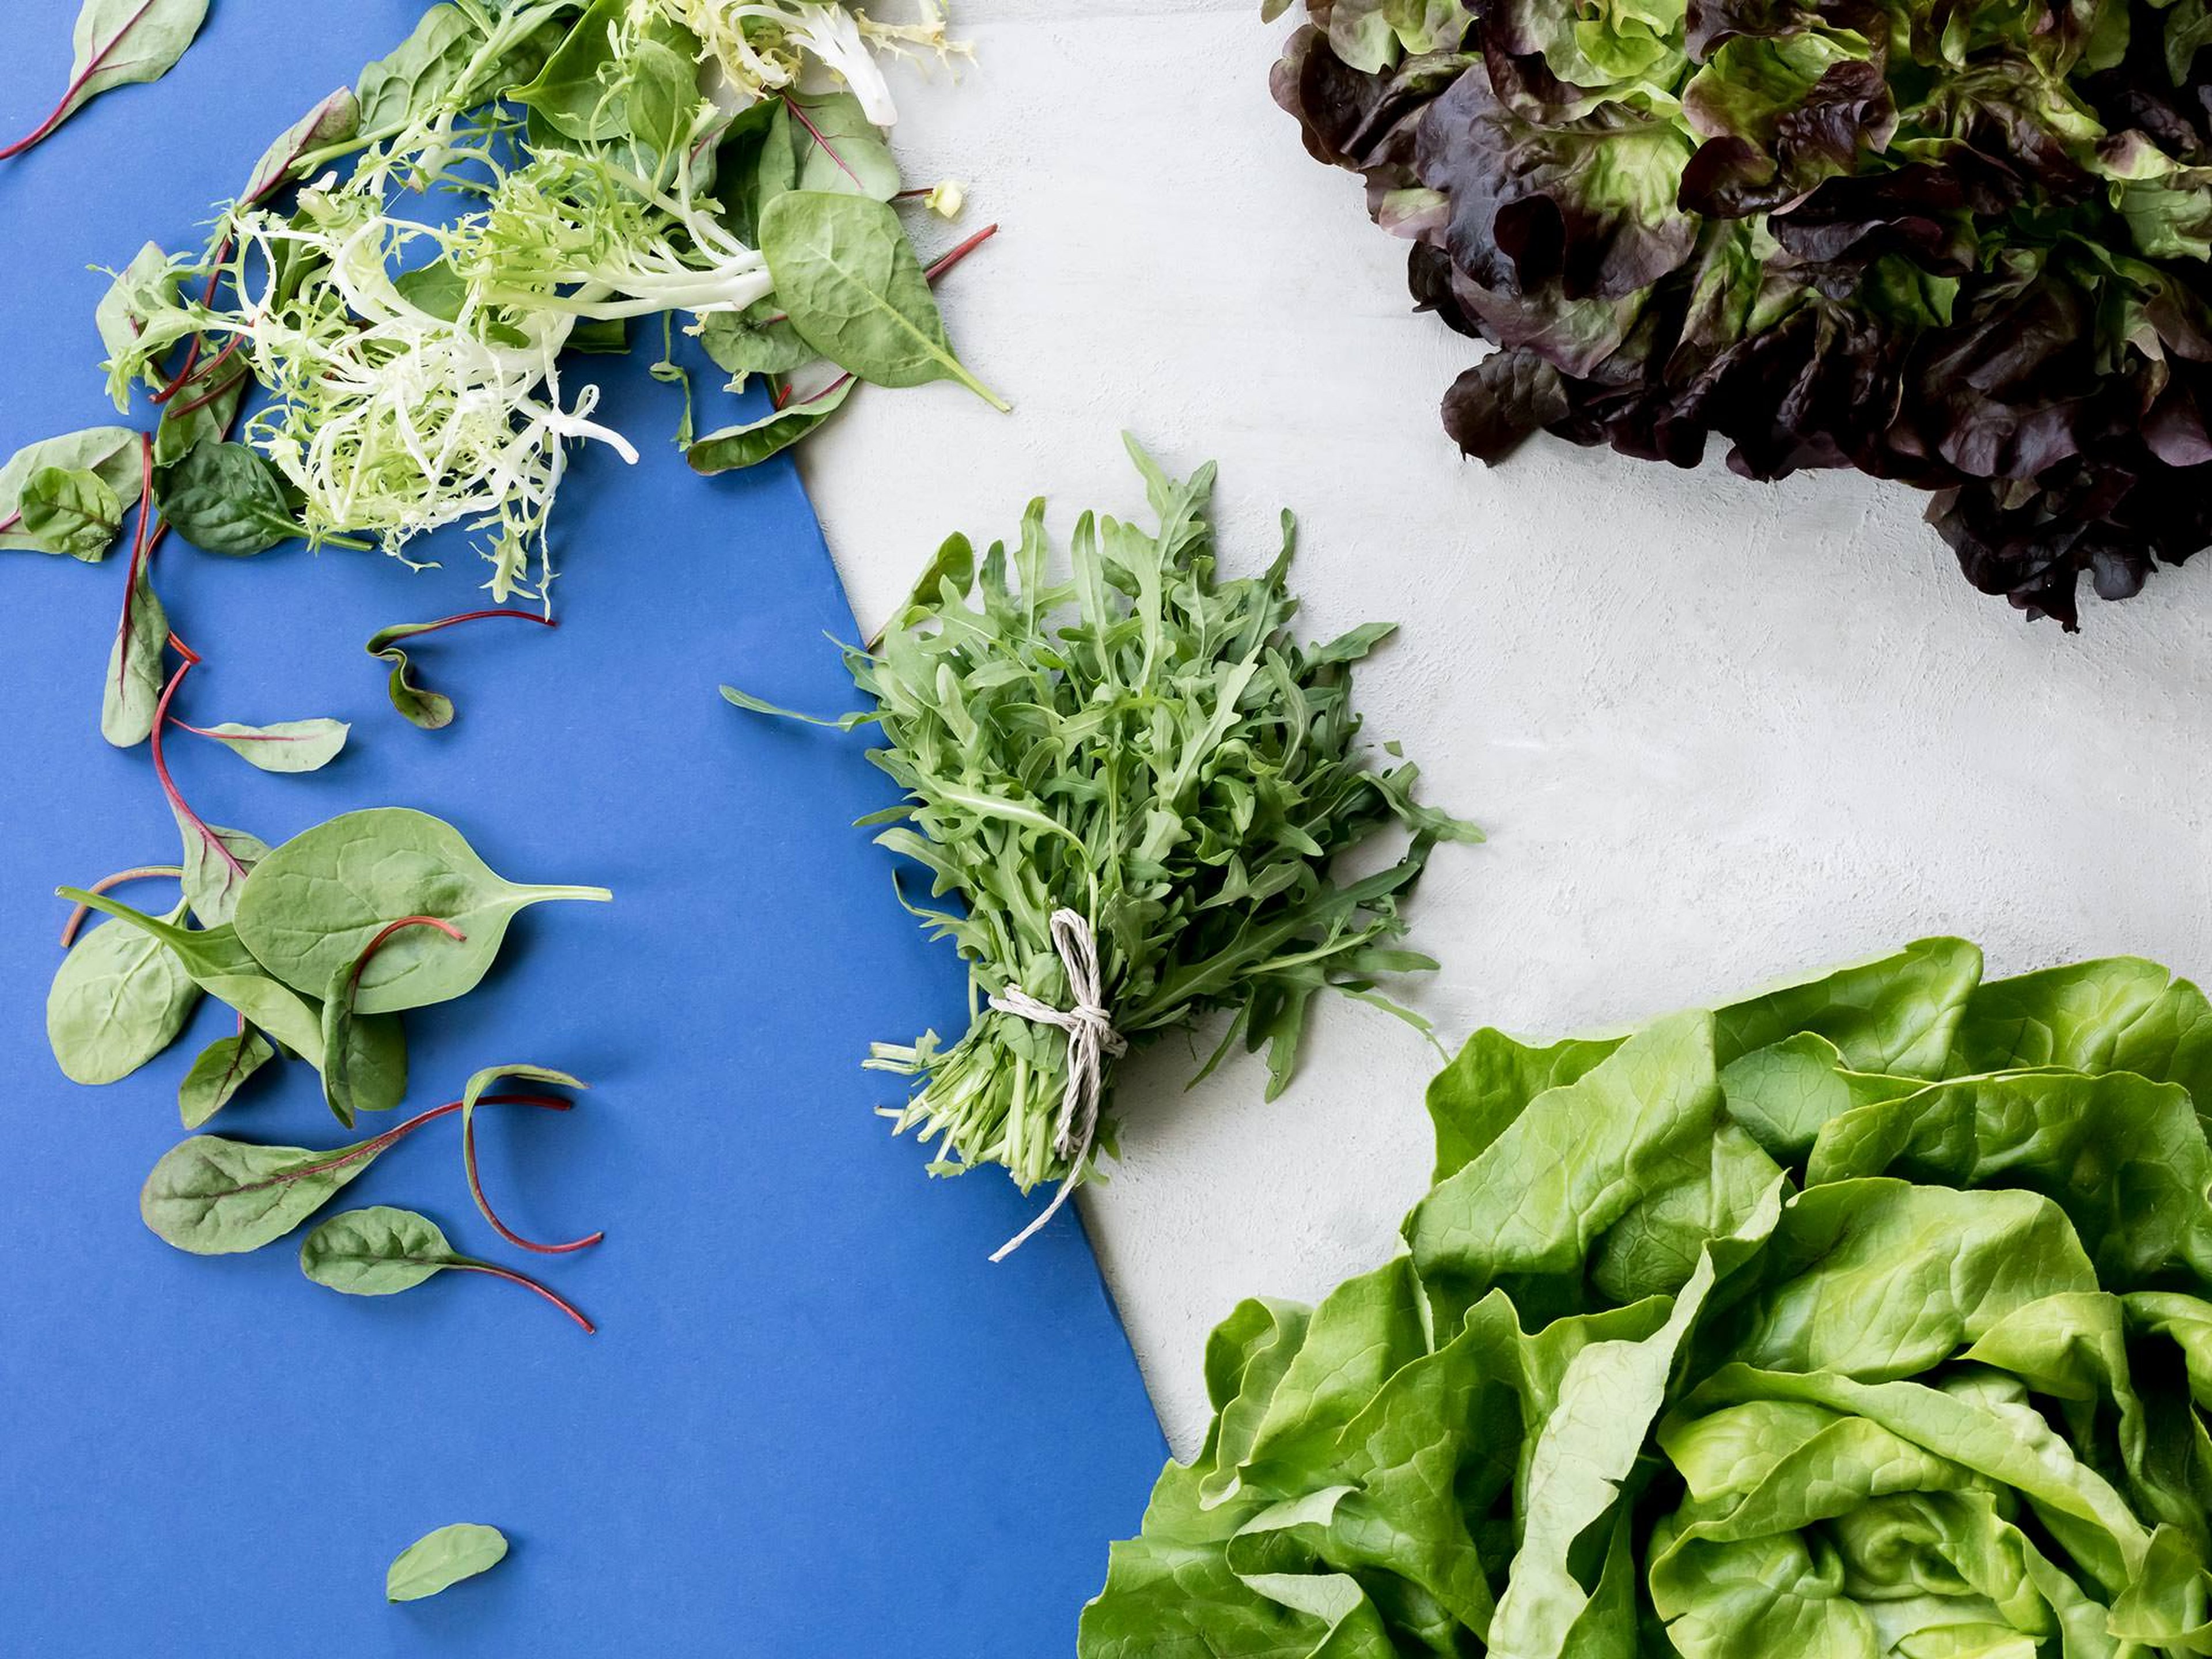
[
  {"x1": 46, "y1": 897, "x2": 200, "y2": 1085},
  {"x1": 699, "y1": 300, "x2": 815, "y2": 381},
  {"x1": 101, "y1": 554, "x2": 166, "y2": 749},
  {"x1": 303, "y1": 1206, "x2": 594, "y2": 1332},
  {"x1": 0, "y1": 426, "x2": 141, "y2": 551},
  {"x1": 241, "y1": 87, "x2": 358, "y2": 205},
  {"x1": 352, "y1": 3, "x2": 479, "y2": 132},
  {"x1": 18, "y1": 465, "x2": 124, "y2": 561},
  {"x1": 364, "y1": 623, "x2": 456, "y2": 729},
  {"x1": 510, "y1": 0, "x2": 629, "y2": 141},
  {"x1": 759, "y1": 192, "x2": 1008, "y2": 410},
  {"x1": 153, "y1": 440, "x2": 298, "y2": 556},
  {"x1": 624, "y1": 36, "x2": 695, "y2": 164},
  {"x1": 177, "y1": 819, "x2": 268, "y2": 928},
  {"x1": 0, "y1": 0, "x2": 211, "y2": 161},
  {"x1": 184, "y1": 718, "x2": 349, "y2": 774},
  {"x1": 385, "y1": 1521, "x2": 510, "y2": 1604},
  {"x1": 143, "y1": 1130, "x2": 391, "y2": 1255},
  {"x1": 231, "y1": 808, "x2": 611, "y2": 1016},
  {"x1": 177, "y1": 1027, "x2": 275, "y2": 1128},
  {"x1": 687, "y1": 378, "x2": 854, "y2": 474},
  {"x1": 319, "y1": 919, "x2": 457, "y2": 1128},
  {"x1": 784, "y1": 92, "x2": 903, "y2": 201}
]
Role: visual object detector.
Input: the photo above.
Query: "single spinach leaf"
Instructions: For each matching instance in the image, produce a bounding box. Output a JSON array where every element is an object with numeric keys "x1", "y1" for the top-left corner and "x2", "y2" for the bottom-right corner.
[
  {"x1": 242, "y1": 87, "x2": 358, "y2": 204},
  {"x1": 384, "y1": 1520, "x2": 510, "y2": 1604},
  {"x1": 319, "y1": 919, "x2": 456, "y2": 1127},
  {"x1": 185, "y1": 718, "x2": 349, "y2": 774},
  {"x1": 699, "y1": 299, "x2": 815, "y2": 381},
  {"x1": 142, "y1": 1129, "x2": 392, "y2": 1254},
  {"x1": 101, "y1": 552, "x2": 166, "y2": 748},
  {"x1": 0, "y1": 426, "x2": 141, "y2": 551},
  {"x1": 785, "y1": 91, "x2": 902, "y2": 200},
  {"x1": 153, "y1": 440, "x2": 298, "y2": 556},
  {"x1": 0, "y1": 0, "x2": 211, "y2": 159},
  {"x1": 353, "y1": 3, "x2": 478, "y2": 132},
  {"x1": 19, "y1": 465, "x2": 124, "y2": 560},
  {"x1": 46, "y1": 896, "x2": 200, "y2": 1085},
  {"x1": 687, "y1": 378, "x2": 854, "y2": 473},
  {"x1": 510, "y1": 0, "x2": 628, "y2": 141},
  {"x1": 231, "y1": 808, "x2": 611, "y2": 1015},
  {"x1": 177, "y1": 818, "x2": 268, "y2": 928},
  {"x1": 303, "y1": 1206, "x2": 593, "y2": 1332},
  {"x1": 177, "y1": 1027, "x2": 275, "y2": 1128},
  {"x1": 758, "y1": 192, "x2": 1007, "y2": 409}
]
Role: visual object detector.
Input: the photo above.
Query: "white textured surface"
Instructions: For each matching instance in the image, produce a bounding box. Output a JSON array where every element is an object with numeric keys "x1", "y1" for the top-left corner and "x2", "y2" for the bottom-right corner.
[{"x1": 799, "y1": 1, "x2": 2212, "y2": 1457}]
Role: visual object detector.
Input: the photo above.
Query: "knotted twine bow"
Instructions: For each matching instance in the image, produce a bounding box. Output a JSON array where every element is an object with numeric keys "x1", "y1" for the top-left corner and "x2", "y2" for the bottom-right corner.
[{"x1": 987, "y1": 908, "x2": 1127, "y2": 1262}]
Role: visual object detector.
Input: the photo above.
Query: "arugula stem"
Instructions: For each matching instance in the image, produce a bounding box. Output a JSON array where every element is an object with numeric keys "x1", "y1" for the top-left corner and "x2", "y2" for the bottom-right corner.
[
  {"x1": 58, "y1": 865, "x2": 185, "y2": 946},
  {"x1": 452, "y1": 1259, "x2": 596, "y2": 1334},
  {"x1": 0, "y1": 0, "x2": 159, "y2": 161}
]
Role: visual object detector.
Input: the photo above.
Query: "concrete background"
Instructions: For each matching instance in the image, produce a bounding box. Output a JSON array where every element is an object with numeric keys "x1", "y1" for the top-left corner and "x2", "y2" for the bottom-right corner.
[{"x1": 801, "y1": 0, "x2": 2212, "y2": 1454}]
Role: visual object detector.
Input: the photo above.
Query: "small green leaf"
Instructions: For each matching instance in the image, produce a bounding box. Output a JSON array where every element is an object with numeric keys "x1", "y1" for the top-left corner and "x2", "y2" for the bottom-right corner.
[
  {"x1": 47, "y1": 898, "x2": 200, "y2": 1085},
  {"x1": 187, "y1": 718, "x2": 350, "y2": 774},
  {"x1": 687, "y1": 378, "x2": 854, "y2": 473},
  {"x1": 100, "y1": 552, "x2": 166, "y2": 749},
  {"x1": 153, "y1": 440, "x2": 298, "y2": 556},
  {"x1": 177, "y1": 1028, "x2": 275, "y2": 1128},
  {"x1": 759, "y1": 192, "x2": 1008, "y2": 409},
  {"x1": 385, "y1": 1521, "x2": 510, "y2": 1604},
  {"x1": 3, "y1": 0, "x2": 211, "y2": 156}
]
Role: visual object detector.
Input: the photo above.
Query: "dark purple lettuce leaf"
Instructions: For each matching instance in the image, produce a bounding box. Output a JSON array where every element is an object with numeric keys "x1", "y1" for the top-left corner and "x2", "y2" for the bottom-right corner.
[{"x1": 1271, "y1": 0, "x2": 2212, "y2": 626}]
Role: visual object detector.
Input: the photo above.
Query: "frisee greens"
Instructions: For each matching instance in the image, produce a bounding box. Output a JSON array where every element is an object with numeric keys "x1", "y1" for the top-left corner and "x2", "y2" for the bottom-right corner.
[
  {"x1": 725, "y1": 437, "x2": 1478, "y2": 1230},
  {"x1": 1082, "y1": 937, "x2": 2212, "y2": 1657}
]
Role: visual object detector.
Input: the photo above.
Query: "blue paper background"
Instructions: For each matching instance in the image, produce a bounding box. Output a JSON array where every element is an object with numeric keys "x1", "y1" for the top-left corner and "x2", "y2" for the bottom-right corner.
[{"x1": 0, "y1": 5, "x2": 1165, "y2": 1650}]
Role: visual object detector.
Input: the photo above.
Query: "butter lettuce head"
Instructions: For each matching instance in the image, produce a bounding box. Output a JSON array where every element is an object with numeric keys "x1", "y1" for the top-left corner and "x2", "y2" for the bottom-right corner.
[
  {"x1": 1271, "y1": 0, "x2": 2212, "y2": 627},
  {"x1": 1080, "y1": 938, "x2": 2212, "y2": 1655}
]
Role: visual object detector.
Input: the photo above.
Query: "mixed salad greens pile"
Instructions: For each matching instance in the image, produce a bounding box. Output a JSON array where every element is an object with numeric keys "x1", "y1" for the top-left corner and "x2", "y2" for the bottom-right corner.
[
  {"x1": 9, "y1": 0, "x2": 993, "y2": 612},
  {"x1": 1086, "y1": 937, "x2": 2212, "y2": 1654},
  {"x1": 1270, "y1": 0, "x2": 2212, "y2": 625}
]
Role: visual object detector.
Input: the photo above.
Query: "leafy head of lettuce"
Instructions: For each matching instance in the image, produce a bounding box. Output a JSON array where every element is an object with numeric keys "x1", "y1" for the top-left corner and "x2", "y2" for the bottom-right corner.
[
  {"x1": 1081, "y1": 937, "x2": 2212, "y2": 1654},
  {"x1": 1271, "y1": 0, "x2": 2212, "y2": 626}
]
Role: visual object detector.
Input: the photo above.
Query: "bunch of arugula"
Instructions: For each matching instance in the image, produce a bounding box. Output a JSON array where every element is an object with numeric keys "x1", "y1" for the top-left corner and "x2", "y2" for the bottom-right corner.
[
  {"x1": 1084, "y1": 937, "x2": 2212, "y2": 1656},
  {"x1": 726, "y1": 438, "x2": 1479, "y2": 1235}
]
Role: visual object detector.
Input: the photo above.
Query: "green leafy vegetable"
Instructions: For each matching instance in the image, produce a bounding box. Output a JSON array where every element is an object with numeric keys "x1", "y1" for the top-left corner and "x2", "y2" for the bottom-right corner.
[
  {"x1": 458, "y1": 1064, "x2": 602, "y2": 1253},
  {"x1": 0, "y1": 0, "x2": 211, "y2": 162},
  {"x1": 384, "y1": 1521, "x2": 510, "y2": 1603},
  {"x1": 363, "y1": 610, "x2": 555, "y2": 731},
  {"x1": 176, "y1": 820, "x2": 267, "y2": 929},
  {"x1": 177, "y1": 1026, "x2": 274, "y2": 1128},
  {"x1": 17, "y1": 466, "x2": 124, "y2": 561},
  {"x1": 318, "y1": 918, "x2": 459, "y2": 1128},
  {"x1": 100, "y1": 545, "x2": 165, "y2": 749},
  {"x1": 687, "y1": 377, "x2": 853, "y2": 473},
  {"x1": 304, "y1": 1206, "x2": 593, "y2": 1332},
  {"x1": 759, "y1": 191, "x2": 1007, "y2": 409},
  {"x1": 726, "y1": 439, "x2": 1475, "y2": 1223},
  {"x1": 231, "y1": 807, "x2": 611, "y2": 1016},
  {"x1": 140, "y1": 1092, "x2": 576, "y2": 1255},
  {"x1": 46, "y1": 897, "x2": 200, "y2": 1086},
  {"x1": 0, "y1": 426, "x2": 143, "y2": 552},
  {"x1": 151, "y1": 440, "x2": 304, "y2": 557},
  {"x1": 177, "y1": 717, "x2": 349, "y2": 774},
  {"x1": 1082, "y1": 937, "x2": 2212, "y2": 1656}
]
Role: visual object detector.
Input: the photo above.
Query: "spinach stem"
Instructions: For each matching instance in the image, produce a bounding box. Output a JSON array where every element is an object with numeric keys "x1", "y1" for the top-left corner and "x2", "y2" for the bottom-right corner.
[
  {"x1": 453, "y1": 1259, "x2": 596, "y2": 1333},
  {"x1": 57, "y1": 865, "x2": 185, "y2": 947}
]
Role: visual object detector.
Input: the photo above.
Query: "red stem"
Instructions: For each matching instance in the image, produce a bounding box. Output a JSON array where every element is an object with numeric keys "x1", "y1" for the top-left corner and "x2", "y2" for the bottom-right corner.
[
  {"x1": 273, "y1": 1094, "x2": 575, "y2": 1184},
  {"x1": 153, "y1": 332, "x2": 241, "y2": 407},
  {"x1": 351, "y1": 915, "x2": 466, "y2": 993},
  {"x1": 925, "y1": 222, "x2": 999, "y2": 282},
  {"x1": 150, "y1": 658, "x2": 252, "y2": 892},
  {"x1": 58, "y1": 864, "x2": 184, "y2": 946},
  {"x1": 111, "y1": 434, "x2": 156, "y2": 711},
  {"x1": 165, "y1": 363, "x2": 246, "y2": 422},
  {"x1": 463, "y1": 1084, "x2": 604, "y2": 1256},
  {"x1": 395, "y1": 609, "x2": 558, "y2": 639},
  {"x1": 0, "y1": 0, "x2": 160, "y2": 161},
  {"x1": 782, "y1": 95, "x2": 862, "y2": 189},
  {"x1": 454, "y1": 1261, "x2": 595, "y2": 1334}
]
